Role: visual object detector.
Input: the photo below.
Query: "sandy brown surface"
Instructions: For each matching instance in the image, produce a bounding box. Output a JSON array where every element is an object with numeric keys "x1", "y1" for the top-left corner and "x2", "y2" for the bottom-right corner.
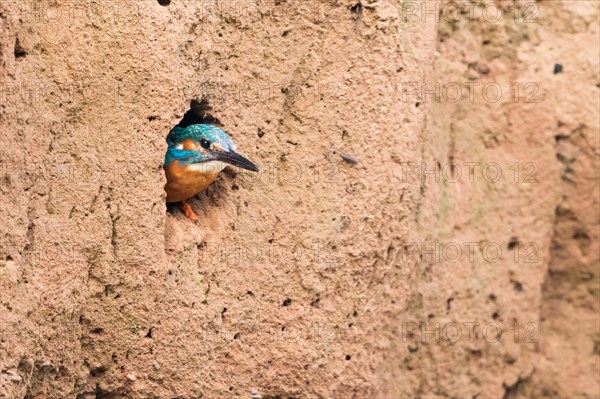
[{"x1": 0, "y1": 1, "x2": 598, "y2": 398}]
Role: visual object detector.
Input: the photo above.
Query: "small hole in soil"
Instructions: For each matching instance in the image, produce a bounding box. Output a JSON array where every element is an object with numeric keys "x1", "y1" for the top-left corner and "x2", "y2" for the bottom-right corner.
[
  {"x1": 345, "y1": 354, "x2": 351, "y2": 360},
  {"x1": 282, "y1": 298, "x2": 292, "y2": 306},
  {"x1": 310, "y1": 295, "x2": 320, "y2": 306},
  {"x1": 90, "y1": 366, "x2": 107, "y2": 377},
  {"x1": 553, "y1": 64, "x2": 563, "y2": 74},
  {"x1": 513, "y1": 281, "x2": 523, "y2": 291},
  {"x1": 573, "y1": 229, "x2": 590, "y2": 240},
  {"x1": 14, "y1": 37, "x2": 27, "y2": 58},
  {"x1": 350, "y1": 3, "x2": 362, "y2": 14},
  {"x1": 507, "y1": 237, "x2": 519, "y2": 250},
  {"x1": 157, "y1": 0, "x2": 171, "y2": 6}
]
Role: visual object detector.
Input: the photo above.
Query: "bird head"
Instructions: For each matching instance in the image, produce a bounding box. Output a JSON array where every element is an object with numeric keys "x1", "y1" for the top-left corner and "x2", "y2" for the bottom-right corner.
[{"x1": 164, "y1": 124, "x2": 259, "y2": 173}]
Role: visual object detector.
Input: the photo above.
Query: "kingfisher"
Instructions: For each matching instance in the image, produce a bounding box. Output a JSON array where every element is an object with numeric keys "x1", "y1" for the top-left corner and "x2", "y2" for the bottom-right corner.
[{"x1": 164, "y1": 124, "x2": 259, "y2": 222}]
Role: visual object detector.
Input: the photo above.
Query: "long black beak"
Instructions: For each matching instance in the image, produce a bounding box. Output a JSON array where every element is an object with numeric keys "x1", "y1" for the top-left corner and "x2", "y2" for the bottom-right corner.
[{"x1": 214, "y1": 149, "x2": 260, "y2": 172}]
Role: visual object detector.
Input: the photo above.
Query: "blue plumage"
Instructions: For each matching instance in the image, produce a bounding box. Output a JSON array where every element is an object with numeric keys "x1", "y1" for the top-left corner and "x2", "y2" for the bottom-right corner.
[{"x1": 163, "y1": 123, "x2": 259, "y2": 221}]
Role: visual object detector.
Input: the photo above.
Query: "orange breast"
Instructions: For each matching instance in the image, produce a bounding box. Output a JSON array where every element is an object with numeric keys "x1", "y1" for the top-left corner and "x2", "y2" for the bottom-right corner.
[{"x1": 164, "y1": 160, "x2": 218, "y2": 203}]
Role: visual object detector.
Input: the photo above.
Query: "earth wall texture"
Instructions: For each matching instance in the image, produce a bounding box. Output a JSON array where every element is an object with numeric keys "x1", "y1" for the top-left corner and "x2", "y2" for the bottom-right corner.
[{"x1": 0, "y1": 1, "x2": 598, "y2": 398}]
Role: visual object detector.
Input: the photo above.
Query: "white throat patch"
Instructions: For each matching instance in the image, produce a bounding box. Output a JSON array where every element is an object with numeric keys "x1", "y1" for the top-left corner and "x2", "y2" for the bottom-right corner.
[{"x1": 188, "y1": 161, "x2": 228, "y2": 175}]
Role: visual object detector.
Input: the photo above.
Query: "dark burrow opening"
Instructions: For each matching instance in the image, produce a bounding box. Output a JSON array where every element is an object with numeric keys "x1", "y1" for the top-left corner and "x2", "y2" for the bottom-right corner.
[{"x1": 177, "y1": 98, "x2": 223, "y2": 128}]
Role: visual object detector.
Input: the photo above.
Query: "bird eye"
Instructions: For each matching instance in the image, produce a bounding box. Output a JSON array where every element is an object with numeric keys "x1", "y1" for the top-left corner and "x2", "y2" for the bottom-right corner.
[{"x1": 200, "y1": 139, "x2": 211, "y2": 149}]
